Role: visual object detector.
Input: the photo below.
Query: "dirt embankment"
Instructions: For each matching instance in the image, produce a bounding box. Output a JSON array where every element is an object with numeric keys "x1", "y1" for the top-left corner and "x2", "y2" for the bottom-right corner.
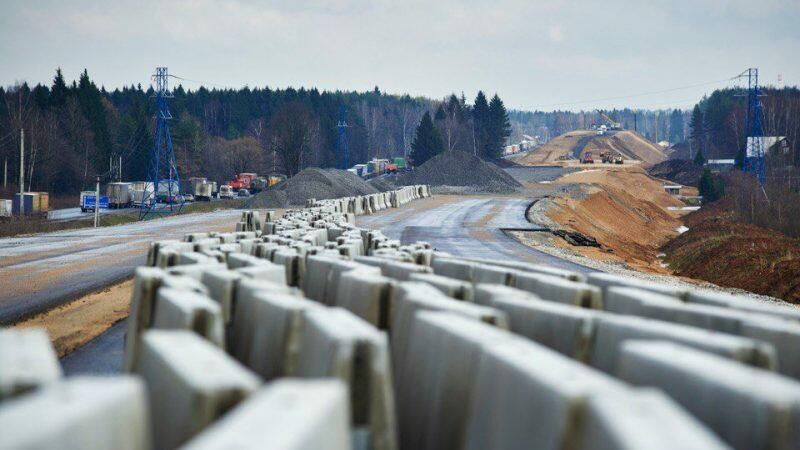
[
  {"x1": 519, "y1": 130, "x2": 667, "y2": 166},
  {"x1": 545, "y1": 166, "x2": 687, "y2": 272},
  {"x1": 14, "y1": 279, "x2": 133, "y2": 357},
  {"x1": 662, "y1": 200, "x2": 800, "y2": 303}
]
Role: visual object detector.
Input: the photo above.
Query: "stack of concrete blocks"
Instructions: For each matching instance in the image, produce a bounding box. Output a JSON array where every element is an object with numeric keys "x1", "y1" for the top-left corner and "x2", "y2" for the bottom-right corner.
[{"x1": 0, "y1": 328, "x2": 62, "y2": 400}]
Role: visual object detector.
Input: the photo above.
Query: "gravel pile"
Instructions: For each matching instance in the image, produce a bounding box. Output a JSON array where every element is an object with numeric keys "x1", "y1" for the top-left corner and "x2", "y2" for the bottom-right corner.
[
  {"x1": 368, "y1": 177, "x2": 395, "y2": 192},
  {"x1": 398, "y1": 151, "x2": 522, "y2": 193},
  {"x1": 246, "y1": 168, "x2": 379, "y2": 208}
]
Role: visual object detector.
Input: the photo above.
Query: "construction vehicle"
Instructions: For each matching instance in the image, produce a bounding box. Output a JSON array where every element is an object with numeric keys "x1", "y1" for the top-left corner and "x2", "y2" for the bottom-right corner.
[
  {"x1": 600, "y1": 151, "x2": 624, "y2": 164},
  {"x1": 229, "y1": 173, "x2": 257, "y2": 190},
  {"x1": 580, "y1": 152, "x2": 594, "y2": 164}
]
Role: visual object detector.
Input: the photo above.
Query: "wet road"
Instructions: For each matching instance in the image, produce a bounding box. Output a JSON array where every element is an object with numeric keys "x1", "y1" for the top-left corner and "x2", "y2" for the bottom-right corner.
[
  {"x1": 0, "y1": 210, "x2": 240, "y2": 325},
  {"x1": 357, "y1": 195, "x2": 592, "y2": 273}
]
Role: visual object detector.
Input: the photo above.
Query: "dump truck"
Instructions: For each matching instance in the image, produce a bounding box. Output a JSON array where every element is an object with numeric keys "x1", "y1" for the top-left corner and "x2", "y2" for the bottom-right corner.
[
  {"x1": 229, "y1": 173, "x2": 257, "y2": 190},
  {"x1": 106, "y1": 182, "x2": 132, "y2": 208},
  {"x1": 580, "y1": 152, "x2": 594, "y2": 164}
]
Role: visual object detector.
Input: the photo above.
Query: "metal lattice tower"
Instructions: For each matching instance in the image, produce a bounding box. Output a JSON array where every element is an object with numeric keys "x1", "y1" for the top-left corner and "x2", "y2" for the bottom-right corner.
[
  {"x1": 140, "y1": 67, "x2": 183, "y2": 220},
  {"x1": 336, "y1": 105, "x2": 350, "y2": 170},
  {"x1": 742, "y1": 68, "x2": 766, "y2": 185}
]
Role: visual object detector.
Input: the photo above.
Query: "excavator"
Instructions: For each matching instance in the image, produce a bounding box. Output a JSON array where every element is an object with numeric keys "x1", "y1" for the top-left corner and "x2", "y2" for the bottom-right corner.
[{"x1": 598, "y1": 111, "x2": 622, "y2": 130}]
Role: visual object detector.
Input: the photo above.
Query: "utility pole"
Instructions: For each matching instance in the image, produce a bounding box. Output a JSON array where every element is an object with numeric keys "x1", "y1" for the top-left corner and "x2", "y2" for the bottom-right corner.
[
  {"x1": 119, "y1": 156, "x2": 122, "y2": 180},
  {"x1": 94, "y1": 176, "x2": 100, "y2": 228},
  {"x1": 19, "y1": 128, "x2": 24, "y2": 216},
  {"x1": 3, "y1": 158, "x2": 6, "y2": 188}
]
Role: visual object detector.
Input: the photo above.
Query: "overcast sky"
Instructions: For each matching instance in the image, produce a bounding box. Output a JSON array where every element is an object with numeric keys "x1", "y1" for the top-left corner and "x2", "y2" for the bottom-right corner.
[{"x1": 1, "y1": 0, "x2": 798, "y2": 111}]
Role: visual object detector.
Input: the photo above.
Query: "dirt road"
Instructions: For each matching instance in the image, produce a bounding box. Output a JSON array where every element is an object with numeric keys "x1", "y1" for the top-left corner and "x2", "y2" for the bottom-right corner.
[{"x1": 0, "y1": 210, "x2": 240, "y2": 325}]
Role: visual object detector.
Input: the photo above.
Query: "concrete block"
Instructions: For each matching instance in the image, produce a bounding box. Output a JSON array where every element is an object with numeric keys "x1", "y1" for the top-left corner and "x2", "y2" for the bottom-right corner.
[
  {"x1": 0, "y1": 376, "x2": 151, "y2": 450},
  {"x1": 336, "y1": 270, "x2": 395, "y2": 329},
  {"x1": 577, "y1": 389, "x2": 730, "y2": 450},
  {"x1": 458, "y1": 256, "x2": 586, "y2": 282},
  {"x1": 0, "y1": 328, "x2": 62, "y2": 400},
  {"x1": 463, "y1": 337, "x2": 626, "y2": 450},
  {"x1": 604, "y1": 286, "x2": 684, "y2": 316},
  {"x1": 741, "y1": 317, "x2": 800, "y2": 379},
  {"x1": 389, "y1": 282, "x2": 508, "y2": 392},
  {"x1": 135, "y1": 330, "x2": 260, "y2": 450},
  {"x1": 409, "y1": 272, "x2": 474, "y2": 301},
  {"x1": 201, "y1": 269, "x2": 243, "y2": 324},
  {"x1": 687, "y1": 290, "x2": 800, "y2": 323},
  {"x1": 151, "y1": 287, "x2": 225, "y2": 349},
  {"x1": 586, "y1": 272, "x2": 688, "y2": 299},
  {"x1": 233, "y1": 263, "x2": 286, "y2": 285},
  {"x1": 589, "y1": 313, "x2": 776, "y2": 374},
  {"x1": 514, "y1": 271, "x2": 602, "y2": 309},
  {"x1": 147, "y1": 239, "x2": 181, "y2": 266},
  {"x1": 193, "y1": 238, "x2": 222, "y2": 252},
  {"x1": 474, "y1": 284, "x2": 596, "y2": 360},
  {"x1": 431, "y1": 256, "x2": 476, "y2": 281},
  {"x1": 472, "y1": 264, "x2": 516, "y2": 285},
  {"x1": 177, "y1": 251, "x2": 218, "y2": 266},
  {"x1": 124, "y1": 267, "x2": 209, "y2": 371},
  {"x1": 397, "y1": 312, "x2": 516, "y2": 450},
  {"x1": 618, "y1": 340, "x2": 800, "y2": 450},
  {"x1": 295, "y1": 308, "x2": 397, "y2": 450},
  {"x1": 167, "y1": 263, "x2": 226, "y2": 281},
  {"x1": 231, "y1": 289, "x2": 319, "y2": 380},
  {"x1": 184, "y1": 232, "x2": 210, "y2": 242},
  {"x1": 180, "y1": 380, "x2": 351, "y2": 450},
  {"x1": 381, "y1": 260, "x2": 433, "y2": 281},
  {"x1": 272, "y1": 249, "x2": 301, "y2": 286}
]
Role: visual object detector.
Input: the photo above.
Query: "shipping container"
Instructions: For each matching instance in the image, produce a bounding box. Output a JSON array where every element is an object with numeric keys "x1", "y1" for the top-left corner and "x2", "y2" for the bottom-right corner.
[
  {"x1": 33, "y1": 192, "x2": 49, "y2": 212},
  {"x1": 12, "y1": 193, "x2": 40, "y2": 214}
]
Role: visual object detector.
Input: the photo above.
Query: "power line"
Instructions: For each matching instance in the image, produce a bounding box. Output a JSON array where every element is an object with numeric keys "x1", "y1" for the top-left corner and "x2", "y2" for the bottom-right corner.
[
  {"x1": 168, "y1": 74, "x2": 238, "y2": 90},
  {"x1": 528, "y1": 77, "x2": 735, "y2": 109}
]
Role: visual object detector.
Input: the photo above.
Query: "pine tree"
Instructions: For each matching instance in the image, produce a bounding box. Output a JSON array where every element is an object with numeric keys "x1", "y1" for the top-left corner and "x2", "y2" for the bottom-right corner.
[
  {"x1": 410, "y1": 112, "x2": 444, "y2": 165},
  {"x1": 76, "y1": 69, "x2": 113, "y2": 169},
  {"x1": 694, "y1": 148, "x2": 705, "y2": 166},
  {"x1": 50, "y1": 68, "x2": 68, "y2": 108},
  {"x1": 472, "y1": 91, "x2": 489, "y2": 156},
  {"x1": 486, "y1": 94, "x2": 511, "y2": 159},
  {"x1": 689, "y1": 104, "x2": 705, "y2": 159}
]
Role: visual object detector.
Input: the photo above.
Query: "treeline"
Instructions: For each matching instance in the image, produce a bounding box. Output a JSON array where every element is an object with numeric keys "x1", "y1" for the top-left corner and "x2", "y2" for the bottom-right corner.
[{"x1": 508, "y1": 108, "x2": 690, "y2": 145}]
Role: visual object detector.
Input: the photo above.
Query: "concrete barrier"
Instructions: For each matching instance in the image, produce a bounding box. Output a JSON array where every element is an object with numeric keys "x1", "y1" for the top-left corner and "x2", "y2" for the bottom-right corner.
[
  {"x1": 124, "y1": 267, "x2": 210, "y2": 371},
  {"x1": 686, "y1": 291, "x2": 800, "y2": 323},
  {"x1": 617, "y1": 340, "x2": 800, "y2": 450},
  {"x1": 135, "y1": 330, "x2": 260, "y2": 450},
  {"x1": 0, "y1": 328, "x2": 62, "y2": 400},
  {"x1": 409, "y1": 272, "x2": 474, "y2": 301},
  {"x1": 741, "y1": 317, "x2": 800, "y2": 380},
  {"x1": 151, "y1": 287, "x2": 226, "y2": 349},
  {"x1": 295, "y1": 308, "x2": 398, "y2": 450},
  {"x1": 389, "y1": 282, "x2": 508, "y2": 383},
  {"x1": 431, "y1": 256, "x2": 476, "y2": 281},
  {"x1": 0, "y1": 376, "x2": 151, "y2": 450},
  {"x1": 271, "y1": 249, "x2": 301, "y2": 286},
  {"x1": 589, "y1": 313, "x2": 776, "y2": 374},
  {"x1": 336, "y1": 270, "x2": 395, "y2": 329},
  {"x1": 514, "y1": 272, "x2": 602, "y2": 309},
  {"x1": 381, "y1": 260, "x2": 433, "y2": 281},
  {"x1": 474, "y1": 284, "x2": 596, "y2": 360},
  {"x1": 463, "y1": 336, "x2": 628, "y2": 450},
  {"x1": 303, "y1": 254, "x2": 343, "y2": 303},
  {"x1": 180, "y1": 380, "x2": 351, "y2": 450},
  {"x1": 397, "y1": 311, "x2": 516, "y2": 450},
  {"x1": 577, "y1": 389, "x2": 730, "y2": 450},
  {"x1": 586, "y1": 272, "x2": 688, "y2": 299},
  {"x1": 457, "y1": 256, "x2": 586, "y2": 282},
  {"x1": 604, "y1": 286, "x2": 684, "y2": 316},
  {"x1": 471, "y1": 264, "x2": 516, "y2": 286},
  {"x1": 201, "y1": 265, "x2": 285, "y2": 325}
]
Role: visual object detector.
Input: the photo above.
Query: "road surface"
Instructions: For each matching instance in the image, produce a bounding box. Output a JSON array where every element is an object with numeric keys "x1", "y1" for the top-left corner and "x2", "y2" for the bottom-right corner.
[{"x1": 0, "y1": 210, "x2": 240, "y2": 325}]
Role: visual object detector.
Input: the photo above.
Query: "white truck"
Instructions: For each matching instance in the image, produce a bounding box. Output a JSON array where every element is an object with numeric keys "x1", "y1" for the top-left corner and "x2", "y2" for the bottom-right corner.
[
  {"x1": 218, "y1": 185, "x2": 235, "y2": 199},
  {"x1": 106, "y1": 182, "x2": 132, "y2": 208}
]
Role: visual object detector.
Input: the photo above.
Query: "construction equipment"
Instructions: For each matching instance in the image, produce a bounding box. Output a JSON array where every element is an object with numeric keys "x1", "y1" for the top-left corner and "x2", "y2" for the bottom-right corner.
[
  {"x1": 229, "y1": 173, "x2": 257, "y2": 190},
  {"x1": 580, "y1": 152, "x2": 595, "y2": 164},
  {"x1": 600, "y1": 152, "x2": 624, "y2": 164}
]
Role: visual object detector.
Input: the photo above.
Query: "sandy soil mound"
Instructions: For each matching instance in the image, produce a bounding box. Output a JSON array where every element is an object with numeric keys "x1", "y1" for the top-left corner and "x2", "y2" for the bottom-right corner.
[
  {"x1": 246, "y1": 168, "x2": 379, "y2": 208},
  {"x1": 519, "y1": 130, "x2": 667, "y2": 167},
  {"x1": 397, "y1": 151, "x2": 522, "y2": 193},
  {"x1": 546, "y1": 166, "x2": 685, "y2": 272}
]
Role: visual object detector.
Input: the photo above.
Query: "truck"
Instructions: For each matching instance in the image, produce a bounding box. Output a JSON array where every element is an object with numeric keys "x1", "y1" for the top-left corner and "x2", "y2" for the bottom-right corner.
[
  {"x1": 106, "y1": 182, "x2": 132, "y2": 208},
  {"x1": 218, "y1": 185, "x2": 235, "y2": 199},
  {"x1": 580, "y1": 152, "x2": 594, "y2": 164},
  {"x1": 229, "y1": 173, "x2": 258, "y2": 190},
  {"x1": 195, "y1": 182, "x2": 214, "y2": 201},
  {"x1": 392, "y1": 157, "x2": 407, "y2": 170},
  {"x1": 80, "y1": 191, "x2": 109, "y2": 212}
]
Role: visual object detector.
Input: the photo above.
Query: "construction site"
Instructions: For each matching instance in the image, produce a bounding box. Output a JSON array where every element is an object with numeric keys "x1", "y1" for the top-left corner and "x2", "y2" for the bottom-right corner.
[{"x1": 3, "y1": 2, "x2": 800, "y2": 449}]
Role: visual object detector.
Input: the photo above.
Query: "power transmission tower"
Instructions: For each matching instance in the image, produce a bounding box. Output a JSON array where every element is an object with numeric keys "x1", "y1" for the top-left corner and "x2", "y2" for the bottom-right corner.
[
  {"x1": 336, "y1": 105, "x2": 350, "y2": 169},
  {"x1": 140, "y1": 67, "x2": 183, "y2": 220},
  {"x1": 739, "y1": 68, "x2": 766, "y2": 185}
]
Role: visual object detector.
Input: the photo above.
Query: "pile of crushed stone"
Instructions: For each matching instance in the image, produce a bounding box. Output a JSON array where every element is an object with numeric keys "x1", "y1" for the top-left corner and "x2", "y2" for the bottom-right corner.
[
  {"x1": 246, "y1": 168, "x2": 379, "y2": 208},
  {"x1": 397, "y1": 151, "x2": 522, "y2": 193}
]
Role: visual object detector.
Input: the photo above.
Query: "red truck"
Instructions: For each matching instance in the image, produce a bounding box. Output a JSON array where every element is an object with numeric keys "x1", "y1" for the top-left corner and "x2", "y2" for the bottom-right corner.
[
  {"x1": 229, "y1": 173, "x2": 258, "y2": 190},
  {"x1": 580, "y1": 152, "x2": 594, "y2": 164}
]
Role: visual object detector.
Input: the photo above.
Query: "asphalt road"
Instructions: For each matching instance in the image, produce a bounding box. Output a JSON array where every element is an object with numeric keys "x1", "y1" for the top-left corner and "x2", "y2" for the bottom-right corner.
[{"x1": 0, "y1": 210, "x2": 240, "y2": 325}]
